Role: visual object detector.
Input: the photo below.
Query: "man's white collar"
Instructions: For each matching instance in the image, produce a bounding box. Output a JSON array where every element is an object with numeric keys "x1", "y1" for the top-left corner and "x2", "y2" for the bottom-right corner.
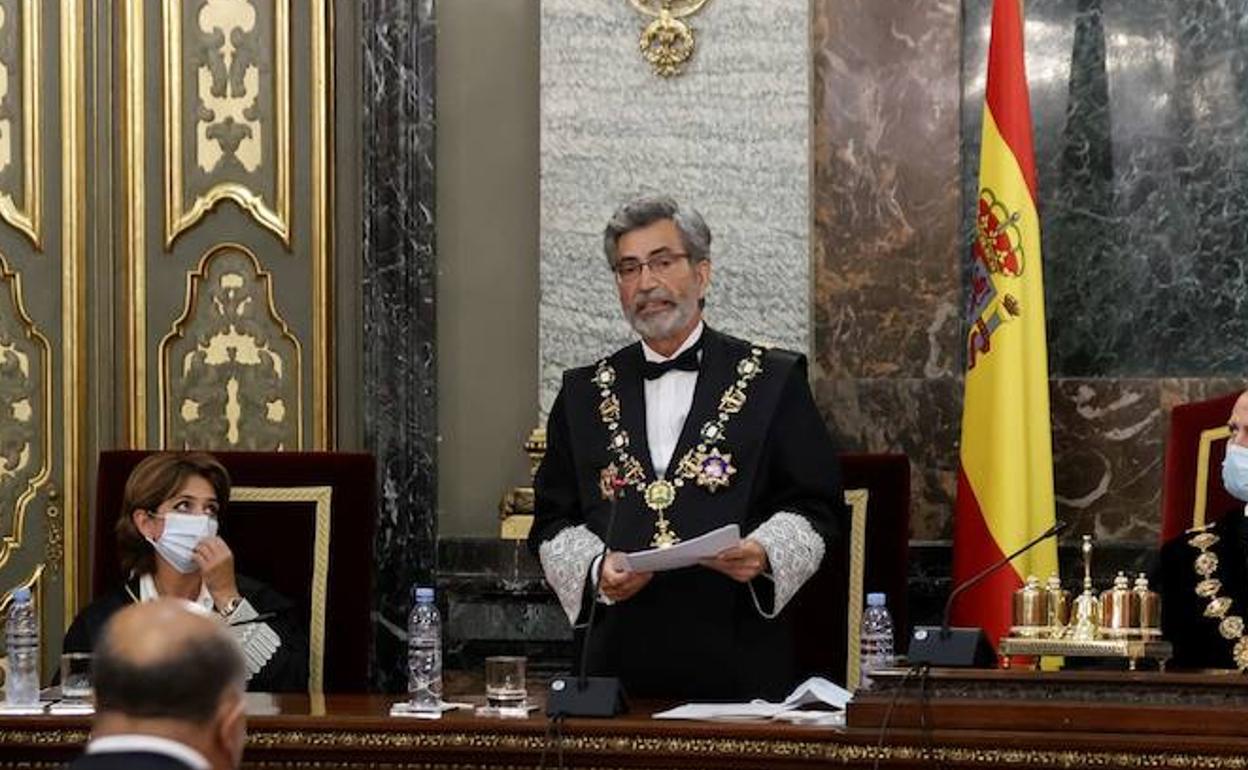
[
  {"x1": 642, "y1": 320, "x2": 704, "y2": 363},
  {"x1": 86, "y1": 734, "x2": 211, "y2": 770}
]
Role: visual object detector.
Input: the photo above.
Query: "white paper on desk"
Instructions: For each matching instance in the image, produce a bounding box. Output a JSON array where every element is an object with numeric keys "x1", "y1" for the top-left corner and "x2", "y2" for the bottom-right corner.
[
  {"x1": 617, "y1": 524, "x2": 740, "y2": 573},
  {"x1": 651, "y1": 677, "x2": 852, "y2": 723}
]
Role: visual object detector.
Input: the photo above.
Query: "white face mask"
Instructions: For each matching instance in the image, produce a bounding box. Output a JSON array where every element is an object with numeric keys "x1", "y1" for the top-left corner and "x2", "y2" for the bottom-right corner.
[
  {"x1": 1222, "y1": 443, "x2": 1248, "y2": 503},
  {"x1": 146, "y1": 513, "x2": 218, "y2": 574}
]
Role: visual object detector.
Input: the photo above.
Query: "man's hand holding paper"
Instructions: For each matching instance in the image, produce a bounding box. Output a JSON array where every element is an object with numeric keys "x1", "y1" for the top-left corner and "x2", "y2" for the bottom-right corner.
[
  {"x1": 599, "y1": 552, "x2": 653, "y2": 602},
  {"x1": 700, "y1": 538, "x2": 769, "y2": 582}
]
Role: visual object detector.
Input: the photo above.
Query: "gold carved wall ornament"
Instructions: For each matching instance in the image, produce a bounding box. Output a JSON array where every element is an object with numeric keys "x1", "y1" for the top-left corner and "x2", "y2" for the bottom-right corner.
[
  {"x1": 160, "y1": 244, "x2": 303, "y2": 450},
  {"x1": 628, "y1": 0, "x2": 710, "y2": 77},
  {"x1": 0, "y1": 0, "x2": 41, "y2": 248},
  {"x1": 164, "y1": 0, "x2": 290, "y2": 247},
  {"x1": 0, "y1": 252, "x2": 51, "y2": 572}
]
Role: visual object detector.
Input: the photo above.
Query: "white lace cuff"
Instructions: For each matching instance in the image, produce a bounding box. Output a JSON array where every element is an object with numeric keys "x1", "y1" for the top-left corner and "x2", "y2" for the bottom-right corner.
[
  {"x1": 538, "y1": 524, "x2": 605, "y2": 625},
  {"x1": 748, "y1": 512, "x2": 825, "y2": 617},
  {"x1": 227, "y1": 598, "x2": 282, "y2": 681}
]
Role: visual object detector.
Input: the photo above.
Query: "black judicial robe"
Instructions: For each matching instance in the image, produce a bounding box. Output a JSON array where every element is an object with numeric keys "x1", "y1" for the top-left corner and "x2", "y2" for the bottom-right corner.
[
  {"x1": 529, "y1": 327, "x2": 846, "y2": 700},
  {"x1": 1157, "y1": 509, "x2": 1248, "y2": 670},
  {"x1": 63, "y1": 574, "x2": 309, "y2": 693}
]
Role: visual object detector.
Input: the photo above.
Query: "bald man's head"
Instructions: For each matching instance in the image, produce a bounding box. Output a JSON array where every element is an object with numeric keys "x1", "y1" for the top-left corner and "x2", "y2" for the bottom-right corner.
[{"x1": 93, "y1": 599, "x2": 245, "y2": 724}]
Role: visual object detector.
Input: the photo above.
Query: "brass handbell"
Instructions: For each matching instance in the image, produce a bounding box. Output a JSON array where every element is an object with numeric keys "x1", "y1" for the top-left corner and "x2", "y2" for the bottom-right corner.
[
  {"x1": 1070, "y1": 534, "x2": 1100, "y2": 641},
  {"x1": 1011, "y1": 575, "x2": 1048, "y2": 638}
]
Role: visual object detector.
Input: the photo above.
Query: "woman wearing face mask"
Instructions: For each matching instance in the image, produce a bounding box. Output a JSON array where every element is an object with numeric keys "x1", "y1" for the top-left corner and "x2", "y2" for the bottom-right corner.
[
  {"x1": 1155, "y1": 389, "x2": 1248, "y2": 670},
  {"x1": 63, "y1": 451, "x2": 309, "y2": 692}
]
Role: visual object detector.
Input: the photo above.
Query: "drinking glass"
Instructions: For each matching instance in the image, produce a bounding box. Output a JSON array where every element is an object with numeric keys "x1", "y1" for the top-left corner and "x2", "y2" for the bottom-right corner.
[
  {"x1": 60, "y1": 653, "x2": 92, "y2": 704},
  {"x1": 484, "y1": 655, "x2": 527, "y2": 708}
]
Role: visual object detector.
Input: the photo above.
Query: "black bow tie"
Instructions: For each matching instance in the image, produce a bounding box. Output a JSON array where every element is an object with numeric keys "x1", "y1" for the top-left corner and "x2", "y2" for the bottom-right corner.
[{"x1": 641, "y1": 343, "x2": 702, "y2": 380}]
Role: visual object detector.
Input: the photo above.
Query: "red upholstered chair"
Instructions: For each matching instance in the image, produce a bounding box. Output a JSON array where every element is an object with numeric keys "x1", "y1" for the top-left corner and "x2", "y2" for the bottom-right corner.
[
  {"x1": 792, "y1": 452, "x2": 911, "y2": 688},
  {"x1": 92, "y1": 450, "x2": 376, "y2": 693},
  {"x1": 1160, "y1": 392, "x2": 1241, "y2": 544}
]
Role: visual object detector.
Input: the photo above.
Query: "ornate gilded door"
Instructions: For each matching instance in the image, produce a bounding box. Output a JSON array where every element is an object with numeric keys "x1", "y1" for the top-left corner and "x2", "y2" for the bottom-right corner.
[
  {"x1": 0, "y1": 0, "x2": 88, "y2": 680},
  {"x1": 122, "y1": 0, "x2": 334, "y2": 452},
  {"x1": 0, "y1": 0, "x2": 348, "y2": 681}
]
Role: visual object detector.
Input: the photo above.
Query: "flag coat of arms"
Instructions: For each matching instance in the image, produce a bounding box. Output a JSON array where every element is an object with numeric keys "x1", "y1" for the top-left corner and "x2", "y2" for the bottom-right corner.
[{"x1": 951, "y1": 0, "x2": 1058, "y2": 646}]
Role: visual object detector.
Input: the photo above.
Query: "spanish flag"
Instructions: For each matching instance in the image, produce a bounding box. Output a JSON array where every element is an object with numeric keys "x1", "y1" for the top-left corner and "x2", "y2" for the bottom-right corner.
[{"x1": 951, "y1": 0, "x2": 1057, "y2": 648}]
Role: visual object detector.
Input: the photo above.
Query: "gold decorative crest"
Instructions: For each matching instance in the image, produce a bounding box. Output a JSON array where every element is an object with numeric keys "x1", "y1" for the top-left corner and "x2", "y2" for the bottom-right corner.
[{"x1": 628, "y1": 0, "x2": 710, "y2": 78}]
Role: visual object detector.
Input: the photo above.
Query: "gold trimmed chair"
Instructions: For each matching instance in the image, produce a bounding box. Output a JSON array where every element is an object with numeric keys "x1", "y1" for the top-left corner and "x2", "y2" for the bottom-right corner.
[
  {"x1": 1160, "y1": 391, "x2": 1241, "y2": 543},
  {"x1": 792, "y1": 453, "x2": 911, "y2": 688},
  {"x1": 90, "y1": 450, "x2": 376, "y2": 693}
]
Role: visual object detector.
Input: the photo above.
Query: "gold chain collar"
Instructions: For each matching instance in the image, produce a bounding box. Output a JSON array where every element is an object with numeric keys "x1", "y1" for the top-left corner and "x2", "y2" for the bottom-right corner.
[
  {"x1": 592, "y1": 344, "x2": 765, "y2": 548},
  {"x1": 1186, "y1": 528, "x2": 1248, "y2": 670}
]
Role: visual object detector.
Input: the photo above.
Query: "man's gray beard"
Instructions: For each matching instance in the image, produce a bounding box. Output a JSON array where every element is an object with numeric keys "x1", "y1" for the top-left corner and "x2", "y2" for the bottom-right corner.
[{"x1": 626, "y1": 295, "x2": 697, "y2": 342}]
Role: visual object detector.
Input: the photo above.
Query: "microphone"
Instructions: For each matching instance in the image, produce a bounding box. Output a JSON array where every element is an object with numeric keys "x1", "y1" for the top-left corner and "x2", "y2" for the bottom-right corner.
[
  {"x1": 908, "y1": 518, "x2": 1070, "y2": 668},
  {"x1": 546, "y1": 476, "x2": 628, "y2": 717}
]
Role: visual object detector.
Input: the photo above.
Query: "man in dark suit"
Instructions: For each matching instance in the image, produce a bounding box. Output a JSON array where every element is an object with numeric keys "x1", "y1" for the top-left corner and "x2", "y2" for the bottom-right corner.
[
  {"x1": 529, "y1": 194, "x2": 845, "y2": 700},
  {"x1": 68, "y1": 598, "x2": 247, "y2": 770}
]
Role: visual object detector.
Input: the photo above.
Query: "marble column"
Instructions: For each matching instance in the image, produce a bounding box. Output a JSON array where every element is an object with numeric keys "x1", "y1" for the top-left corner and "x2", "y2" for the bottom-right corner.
[
  {"x1": 812, "y1": 0, "x2": 964, "y2": 540},
  {"x1": 361, "y1": 0, "x2": 438, "y2": 690}
]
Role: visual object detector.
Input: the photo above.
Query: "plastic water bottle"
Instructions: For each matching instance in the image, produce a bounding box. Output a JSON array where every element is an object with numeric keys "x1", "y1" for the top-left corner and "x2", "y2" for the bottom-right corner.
[
  {"x1": 859, "y1": 592, "x2": 894, "y2": 690},
  {"x1": 407, "y1": 586, "x2": 442, "y2": 712},
  {"x1": 5, "y1": 587, "x2": 39, "y2": 706}
]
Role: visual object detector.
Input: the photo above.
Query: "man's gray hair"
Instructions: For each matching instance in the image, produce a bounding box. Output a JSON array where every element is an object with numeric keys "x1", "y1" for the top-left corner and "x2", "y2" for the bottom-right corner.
[{"x1": 603, "y1": 194, "x2": 712, "y2": 269}]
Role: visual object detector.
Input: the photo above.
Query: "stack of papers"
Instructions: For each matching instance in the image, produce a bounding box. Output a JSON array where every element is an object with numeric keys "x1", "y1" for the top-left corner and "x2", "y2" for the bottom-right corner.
[
  {"x1": 651, "y1": 677, "x2": 851, "y2": 726},
  {"x1": 617, "y1": 525, "x2": 740, "y2": 572}
]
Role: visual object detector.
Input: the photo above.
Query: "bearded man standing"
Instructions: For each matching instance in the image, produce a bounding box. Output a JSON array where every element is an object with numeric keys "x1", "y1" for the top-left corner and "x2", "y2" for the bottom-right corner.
[{"x1": 529, "y1": 194, "x2": 846, "y2": 700}]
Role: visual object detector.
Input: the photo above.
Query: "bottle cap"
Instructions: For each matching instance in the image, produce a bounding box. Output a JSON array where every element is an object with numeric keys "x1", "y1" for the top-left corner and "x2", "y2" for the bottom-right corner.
[
  {"x1": 866, "y1": 592, "x2": 886, "y2": 607},
  {"x1": 414, "y1": 586, "x2": 435, "y2": 603},
  {"x1": 11, "y1": 587, "x2": 30, "y2": 603}
]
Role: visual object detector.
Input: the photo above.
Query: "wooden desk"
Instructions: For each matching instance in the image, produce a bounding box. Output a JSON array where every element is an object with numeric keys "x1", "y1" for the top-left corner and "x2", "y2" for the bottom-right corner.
[{"x1": 6, "y1": 673, "x2": 1248, "y2": 769}]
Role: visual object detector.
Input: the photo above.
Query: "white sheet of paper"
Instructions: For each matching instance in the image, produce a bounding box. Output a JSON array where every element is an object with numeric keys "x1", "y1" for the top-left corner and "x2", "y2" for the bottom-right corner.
[
  {"x1": 651, "y1": 677, "x2": 853, "y2": 722},
  {"x1": 617, "y1": 524, "x2": 740, "y2": 573}
]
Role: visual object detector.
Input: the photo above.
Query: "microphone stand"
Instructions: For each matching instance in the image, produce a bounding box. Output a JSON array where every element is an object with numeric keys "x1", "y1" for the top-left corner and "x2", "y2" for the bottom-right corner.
[
  {"x1": 546, "y1": 477, "x2": 628, "y2": 717},
  {"x1": 908, "y1": 519, "x2": 1070, "y2": 668}
]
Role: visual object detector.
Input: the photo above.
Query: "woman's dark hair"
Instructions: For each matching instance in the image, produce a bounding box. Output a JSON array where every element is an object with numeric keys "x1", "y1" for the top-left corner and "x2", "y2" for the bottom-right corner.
[{"x1": 115, "y1": 452, "x2": 231, "y2": 577}]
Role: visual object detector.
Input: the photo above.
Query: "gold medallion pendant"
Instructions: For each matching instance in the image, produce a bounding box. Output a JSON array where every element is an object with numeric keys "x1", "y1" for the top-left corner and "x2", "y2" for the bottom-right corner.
[{"x1": 643, "y1": 480, "x2": 680, "y2": 548}]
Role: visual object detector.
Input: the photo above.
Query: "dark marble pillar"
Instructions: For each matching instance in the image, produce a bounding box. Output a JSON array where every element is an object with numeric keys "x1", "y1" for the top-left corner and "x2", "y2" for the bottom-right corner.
[
  {"x1": 812, "y1": 0, "x2": 964, "y2": 539},
  {"x1": 361, "y1": 0, "x2": 437, "y2": 690}
]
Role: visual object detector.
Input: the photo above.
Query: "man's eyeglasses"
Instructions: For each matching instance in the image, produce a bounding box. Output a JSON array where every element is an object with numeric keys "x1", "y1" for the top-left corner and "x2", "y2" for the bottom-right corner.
[{"x1": 613, "y1": 252, "x2": 690, "y2": 283}]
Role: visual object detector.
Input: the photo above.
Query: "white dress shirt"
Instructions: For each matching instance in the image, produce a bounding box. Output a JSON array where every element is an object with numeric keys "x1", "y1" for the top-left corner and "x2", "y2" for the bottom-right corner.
[
  {"x1": 85, "y1": 734, "x2": 210, "y2": 770},
  {"x1": 641, "y1": 321, "x2": 704, "y2": 477}
]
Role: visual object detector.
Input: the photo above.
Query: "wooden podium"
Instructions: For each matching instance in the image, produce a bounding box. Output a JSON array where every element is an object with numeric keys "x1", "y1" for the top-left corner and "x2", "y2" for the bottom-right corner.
[{"x1": 7, "y1": 672, "x2": 1248, "y2": 769}]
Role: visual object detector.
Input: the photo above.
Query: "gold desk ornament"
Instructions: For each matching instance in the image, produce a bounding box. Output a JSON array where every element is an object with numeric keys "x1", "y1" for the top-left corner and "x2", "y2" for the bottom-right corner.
[
  {"x1": 1011, "y1": 575, "x2": 1047, "y2": 638},
  {"x1": 1070, "y1": 534, "x2": 1101, "y2": 641},
  {"x1": 1134, "y1": 572, "x2": 1162, "y2": 640},
  {"x1": 499, "y1": 426, "x2": 548, "y2": 541},
  {"x1": 1100, "y1": 571, "x2": 1138, "y2": 639},
  {"x1": 628, "y1": 0, "x2": 711, "y2": 77},
  {"x1": 1045, "y1": 572, "x2": 1071, "y2": 638}
]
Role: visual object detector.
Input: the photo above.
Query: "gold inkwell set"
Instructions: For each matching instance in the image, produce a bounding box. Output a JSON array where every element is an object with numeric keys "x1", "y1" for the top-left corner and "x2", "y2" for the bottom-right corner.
[{"x1": 999, "y1": 535, "x2": 1173, "y2": 670}]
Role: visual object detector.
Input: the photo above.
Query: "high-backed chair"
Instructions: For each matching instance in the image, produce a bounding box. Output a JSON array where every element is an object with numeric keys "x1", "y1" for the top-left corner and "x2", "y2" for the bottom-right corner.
[
  {"x1": 1160, "y1": 391, "x2": 1240, "y2": 543},
  {"x1": 791, "y1": 452, "x2": 911, "y2": 688},
  {"x1": 92, "y1": 450, "x2": 376, "y2": 693}
]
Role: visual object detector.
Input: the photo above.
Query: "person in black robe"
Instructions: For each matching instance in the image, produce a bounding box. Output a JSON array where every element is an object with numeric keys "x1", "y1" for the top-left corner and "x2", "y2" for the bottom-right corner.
[
  {"x1": 529, "y1": 194, "x2": 846, "y2": 701},
  {"x1": 64, "y1": 452, "x2": 308, "y2": 693},
  {"x1": 1158, "y1": 389, "x2": 1248, "y2": 670}
]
